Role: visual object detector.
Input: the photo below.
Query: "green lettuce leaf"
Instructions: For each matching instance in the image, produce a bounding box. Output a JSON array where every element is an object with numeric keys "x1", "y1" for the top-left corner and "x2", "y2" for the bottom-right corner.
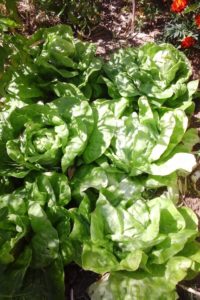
[
  {"x1": 71, "y1": 164, "x2": 144, "y2": 202},
  {"x1": 88, "y1": 261, "x2": 190, "y2": 300}
]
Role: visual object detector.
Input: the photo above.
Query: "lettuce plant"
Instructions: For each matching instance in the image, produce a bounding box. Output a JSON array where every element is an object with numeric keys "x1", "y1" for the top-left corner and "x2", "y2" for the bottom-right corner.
[
  {"x1": 80, "y1": 192, "x2": 200, "y2": 272},
  {"x1": 0, "y1": 96, "x2": 93, "y2": 177},
  {"x1": 0, "y1": 172, "x2": 72, "y2": 299},
  {"x1": 84, "y1": 192, "x2": 200, "y2": 300},
  {"x1": 103, "y1": 43, "x2": 198, "y2": 110},
  {"x1": 106, "y1": 97, "x2": 197, "y2": 176},
  {"x1": 0, "y1": 25, "x2": 103, "y2": 108},
  {"x1": 70, "y1": 166, "x2": 200, "y2": 291}
]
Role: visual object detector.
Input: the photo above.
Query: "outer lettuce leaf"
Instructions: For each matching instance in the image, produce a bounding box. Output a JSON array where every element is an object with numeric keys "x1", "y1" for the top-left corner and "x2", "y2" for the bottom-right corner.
[
  {"x1": 149, "y1": 153, "x2": 196, "y2": 176},
  {"x1": 28, "y1": 202, "x2": 60, "y2": 268},
  {"x1": 88, "y1": 259, "x2": 191, "y2": 300},
  {"x1": 83, "y1": 100, "x2": 116, "y2": 163},
  {"x1": 27, "y1": 171, "x2": 71, "y2": 206},
  {"x1": 0, "y1": 247, "x2": 32, "y2": 297},
  {"x1": 83, "y1": 98, "x2": 129, "y2": 163},
  {"x1": 52, "y1": 96, "x2": 94, "y2": 137},
  {"x1": 71, "y1": 162, "x2": 180, "y2": 207},
  {"x1": 52, "y1": 82, "x2": 87, "y2": 100},
  {"x1": 71, "y1": 164, "x2": 144, "y2": 202},
  {"x1": 0, "y1": 176, "x2": 15, "y2": 195},
  {"x1": 16, "y1": 255, "x2": 65, "y2": 300},
  {"x1": 0, "y1": 189, "x2": 30, "y2": 264}
]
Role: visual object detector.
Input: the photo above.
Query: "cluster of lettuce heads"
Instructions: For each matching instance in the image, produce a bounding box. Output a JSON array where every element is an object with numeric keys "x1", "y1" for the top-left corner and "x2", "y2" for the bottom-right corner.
[{"x1": 0, "y1": 25, "x2": 200, "y2": 300}]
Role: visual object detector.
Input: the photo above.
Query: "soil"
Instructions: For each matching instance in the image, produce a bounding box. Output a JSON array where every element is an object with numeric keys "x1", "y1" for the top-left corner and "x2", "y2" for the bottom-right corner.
[
  {"x1": 65, "y1": 264, "x2": 100, "y2": 300},
  {"x1": 89, "y1": 0, "x2": 163, "y2": 56},
  {"x1": 188, "y1": 49, "x2": 200, "y2": 81}
]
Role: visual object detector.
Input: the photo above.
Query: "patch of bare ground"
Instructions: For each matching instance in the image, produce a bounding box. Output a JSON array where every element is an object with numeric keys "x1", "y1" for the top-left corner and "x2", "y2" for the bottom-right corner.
[
  {"x1": 90, "y1": 0, "x2": 162, "y2": 56},
  {"x1": 188, "y1": 49, "x2": 200, "y2": 81},
  {"x1": 17, "y1": 0, "x2": 60, "y2": 34},
  {"x1": 185, "y1": 197, "x2": 200, "y2": 223},
  {"x1": 65, "y1": 264, "x2": 99, "y2": 299},
  {"x1": 177, "y1": 276, "x2": 200, "y2": 300}
]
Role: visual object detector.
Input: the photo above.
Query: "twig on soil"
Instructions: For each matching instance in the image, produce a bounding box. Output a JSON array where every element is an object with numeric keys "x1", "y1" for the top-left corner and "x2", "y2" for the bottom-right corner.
[
  {"x1": 178, "y1": 284, "x2": 200, "y2": 297},
  {"x1": 128, "y1": 32, "x2": 139, "y2": 39},
  {"x1": 70, "y1": 288, "x2": 74, "y2": 300},
  {"x1": 131, "y1": 0, "x2": 136, "y2": 32}
]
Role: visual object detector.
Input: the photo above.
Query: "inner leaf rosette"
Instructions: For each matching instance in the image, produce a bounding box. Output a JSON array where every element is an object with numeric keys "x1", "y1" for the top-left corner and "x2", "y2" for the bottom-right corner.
[{"x1": 5, "y1": 105, "x2": 68, "y2": 175}]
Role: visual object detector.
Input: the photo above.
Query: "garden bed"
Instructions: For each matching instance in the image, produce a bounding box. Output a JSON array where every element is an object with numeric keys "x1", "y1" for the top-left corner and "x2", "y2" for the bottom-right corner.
[{"x1": 0, "y1": 0, "x2": 200, "y2": 300}]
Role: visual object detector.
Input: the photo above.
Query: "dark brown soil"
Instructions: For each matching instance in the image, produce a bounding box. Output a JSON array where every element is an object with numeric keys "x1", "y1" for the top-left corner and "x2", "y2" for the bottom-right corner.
[
  {"x1": 188, "y1": 49, "x2": 200, "y2": 81},
  {"x1": 65, "y1": 264, "x2": 99, "y2": 300}
]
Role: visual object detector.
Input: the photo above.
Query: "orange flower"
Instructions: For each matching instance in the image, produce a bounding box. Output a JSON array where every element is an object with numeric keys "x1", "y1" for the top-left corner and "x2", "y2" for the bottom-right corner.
[
  {"x1": 171, "y1": 0, "x2": 188, "y2": 13},
  {"x1": 181, "y1": 36, "x2": 196, "y2": 48},
  {"x1": 195, "y1": 15, "x2": 200, "y2": 28}
]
